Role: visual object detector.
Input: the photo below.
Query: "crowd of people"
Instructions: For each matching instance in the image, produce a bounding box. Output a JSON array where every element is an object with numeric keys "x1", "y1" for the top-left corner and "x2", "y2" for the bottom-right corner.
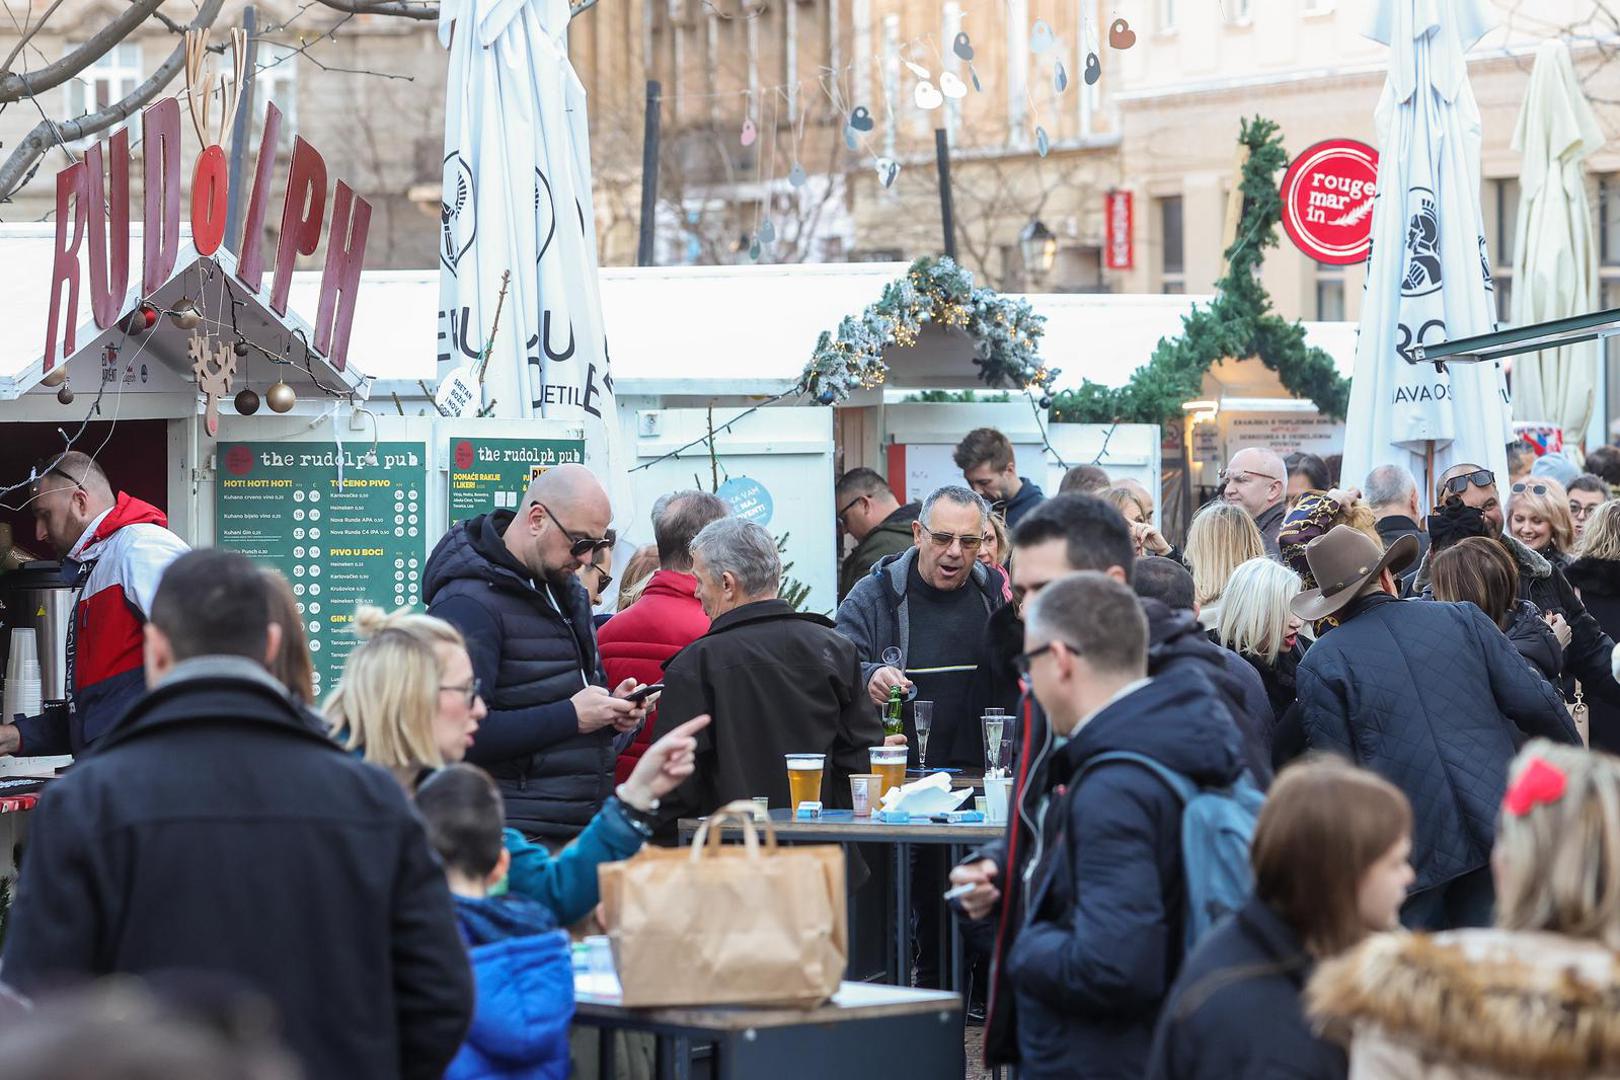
[{"x1": 5, "y1": 430, "x2": 1620, "y2": 1078}]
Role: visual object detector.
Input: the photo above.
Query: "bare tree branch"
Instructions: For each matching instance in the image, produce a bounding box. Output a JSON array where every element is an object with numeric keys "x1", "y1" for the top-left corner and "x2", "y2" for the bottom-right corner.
[
  {"x1": 0, "y1": 0, "x2": 229, "y2": 201},
  {"x1": 306, "y1": 0, "x2": 598, "y2": 20},
  {"x1": 0, "y1": 0, "x2": 71, "y2": 82},
  {"x1": 0, "y1": 0, "x2": 169, "y2": 102}
]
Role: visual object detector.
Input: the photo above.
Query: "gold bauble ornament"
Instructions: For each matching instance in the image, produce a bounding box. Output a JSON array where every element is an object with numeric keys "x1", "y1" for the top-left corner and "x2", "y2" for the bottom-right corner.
[
  {"x1": 265, "y1": 380, "x2": 296, "y2": 413},
  {"x1": 40, "y1": 366, "x2": 68, "y2": 387},
  {"x1": 170, "y1": 299, "x2": 203, "y2": 330}
]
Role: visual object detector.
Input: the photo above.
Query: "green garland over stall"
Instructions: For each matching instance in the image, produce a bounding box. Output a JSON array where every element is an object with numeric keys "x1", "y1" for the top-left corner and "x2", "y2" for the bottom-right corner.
[
  {"x1": 1051, "y1": 116, "x2": 1350, "y2": 427},
  {"x1": 800, "y1": 256, "x2": 1059, "y2": 404}
]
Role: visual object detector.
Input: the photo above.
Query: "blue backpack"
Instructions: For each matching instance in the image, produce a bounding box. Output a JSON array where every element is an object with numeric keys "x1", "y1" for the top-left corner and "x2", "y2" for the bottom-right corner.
[{"x1": 1081, "y1": 751, "x2": 1266, "y2": 955}]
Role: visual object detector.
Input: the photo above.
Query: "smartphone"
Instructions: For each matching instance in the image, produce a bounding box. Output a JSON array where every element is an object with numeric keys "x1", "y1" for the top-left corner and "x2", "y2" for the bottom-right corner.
[{"x1": 625, "y1": 682, "x2": 664, "y2": 704}]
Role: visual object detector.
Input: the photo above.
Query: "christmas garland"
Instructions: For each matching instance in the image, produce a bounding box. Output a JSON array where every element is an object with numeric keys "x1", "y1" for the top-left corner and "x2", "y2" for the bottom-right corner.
[
  {"x1": 800, "y1": 256, "x2": 1057, "y2": 404},
  {"x1": 1050, "y1": 116, "x2": 1350, "y2": 427}
]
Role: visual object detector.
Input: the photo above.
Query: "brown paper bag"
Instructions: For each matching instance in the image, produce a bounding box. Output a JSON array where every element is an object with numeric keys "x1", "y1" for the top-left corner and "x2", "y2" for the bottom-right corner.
[{"x1": 598, "y1": 801, "x2": 846, "y2": 1008}]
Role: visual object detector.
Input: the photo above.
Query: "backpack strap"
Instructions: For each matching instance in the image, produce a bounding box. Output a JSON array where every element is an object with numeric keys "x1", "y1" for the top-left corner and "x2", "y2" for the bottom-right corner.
[{"x1": 1079, "y1": 750, "x2": 1199, "y2": 804}]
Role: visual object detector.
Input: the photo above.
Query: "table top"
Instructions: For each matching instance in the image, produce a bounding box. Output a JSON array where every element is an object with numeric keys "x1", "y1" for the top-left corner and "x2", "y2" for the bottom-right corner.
[
  {"x1": 574, "y1": 977, "x2": 960, "y2": 1029},
  {"x1": 678, "y1": 807, "x2": 1004, "y2": 843}
]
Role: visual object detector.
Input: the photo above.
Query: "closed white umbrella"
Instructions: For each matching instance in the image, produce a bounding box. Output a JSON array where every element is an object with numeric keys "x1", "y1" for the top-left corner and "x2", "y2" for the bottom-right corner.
[
  {"x1": 435, "y1": 0, "x2": 629, "y2": 506},
  {"x1": 1341, "y1": 0, "x2": 1512, "y2": 505},
  {"x1": 1509, "y1": 39, "x2": 1605, "y2": 450}
]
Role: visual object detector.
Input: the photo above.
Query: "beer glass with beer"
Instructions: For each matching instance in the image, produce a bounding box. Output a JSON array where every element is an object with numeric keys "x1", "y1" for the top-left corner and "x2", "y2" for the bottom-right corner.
[
  {"x1": 784, "y1": 753, "x2": 826, "y2": 809},
  {"x1": 869, "y1": 745, "x2": 908, "y2": 799}
]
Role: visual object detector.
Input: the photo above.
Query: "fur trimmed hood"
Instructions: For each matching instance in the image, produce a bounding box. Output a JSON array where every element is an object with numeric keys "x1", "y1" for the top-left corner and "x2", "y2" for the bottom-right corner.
[{"x1": 1308, "y1": 929, "x2": 1620, "y2": 1077}]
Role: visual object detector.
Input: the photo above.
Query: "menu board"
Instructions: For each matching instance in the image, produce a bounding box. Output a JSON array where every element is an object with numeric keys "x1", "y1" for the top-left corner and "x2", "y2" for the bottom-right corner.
[
  {"x1": 215, "y1": 441, "x2": 430, "y2": 698},
  {"x1": 447, "y1": 436, "x2": 585, "y2": 529}
]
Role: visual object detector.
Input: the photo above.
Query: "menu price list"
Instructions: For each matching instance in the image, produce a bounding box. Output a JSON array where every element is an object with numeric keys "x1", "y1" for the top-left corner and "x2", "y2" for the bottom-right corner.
[
  {"x1": 447, "y1": 437, "x2": 585, "y2": 529},
  {"x1": 216, "y1": 442, "x2": 430, "y2": 697}
]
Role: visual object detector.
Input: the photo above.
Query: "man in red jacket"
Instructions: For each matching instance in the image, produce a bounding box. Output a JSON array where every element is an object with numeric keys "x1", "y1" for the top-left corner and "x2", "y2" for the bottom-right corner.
[{"x1": 599, "y1": 490, "x2": 729, "y2": 783}]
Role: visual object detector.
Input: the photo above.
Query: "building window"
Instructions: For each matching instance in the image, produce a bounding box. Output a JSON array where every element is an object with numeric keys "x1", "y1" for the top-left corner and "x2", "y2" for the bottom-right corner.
[
  {"x1": 252, "y1": 44, "x2": 299, "y2": 144},
  {"x1": 1315, "y1": 273, "x2": 1346, "y2": 320},
  {"x1": 1160, "y1": 195, "x2": 1185, "y2": 294},
  {"x1": 63, "y1": 43, "x2": 142, "y2": 146},
  {"x1": 1487, "y1": 177, "x2": 1519, "y2": 323},
  {"x1": 1158, "y1": 0, "x2": 1177, "y2": 31}
]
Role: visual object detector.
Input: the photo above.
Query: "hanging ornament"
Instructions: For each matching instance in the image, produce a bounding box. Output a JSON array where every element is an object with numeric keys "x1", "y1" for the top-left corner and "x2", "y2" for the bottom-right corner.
[
  {"x1": 848, "y1": 106, "x2": 875, "y2": 132},
  {"x1": 234, "y1": 340, "x2": 251, "y2": 357},
  {"x1": 952, "y1": 31, "x2": 974, "y2": 61},
  {"x1": 124, "y1": 304, "x2": 157, "y2": 335},
  {"x1": 789, "y1": 162, "x2": 808, "y2": 188},
  {"x1": 169, "y1": 298, "x2": 203, "y2": 330},
  {"x1": 875, "y1": 157, "x2": 901, "y2": 189},
  {"x1": 266, "y1": 379, "x2": 296, "y2": 413},
  {"x1": 1054, "y1": 60, "x2": 1069, "y2": 93},
  {"x1": 1084, "y1": 52, "x2": 1102, "y2": 85},
  {"x1": 234, "y1": 388, "x2": 261, "y2": 416},
  {"x1": 1109, "y1": 18, "x2": 1137, "y2": 49},
  {"x1": 1036, "y1": 127, "x2": 1051, "y2": 157},
  {"x1": 748, "y1": 235, "x2": 762, "y2": 261},
  {"x1": 971, "y1": 67, "x2": 983, "y2": 93},
  {"x1": 940, "y1": 72, "x2": 968, "y2": 99},
  {"x1": 40, "y1": 366, "x2": 68, "y2": 388},
  {"x1": 1030, "y1": 20, "x2": 1055, "y2": 54},
  {"x1": 740, "y1": 116, "x2": 758, "y2": 147},
  {"x1": 914, "y1": 81, "x2": 944, "y2": 110},
  {"x1": 188, "y1": 330, "x2": 237, "y2": 437},
  {"x1": 903, "y1": 60, "x2": 932, "y2": 79},
  {"x1": 56, "y1": 382, "x2": 75, "y2": 405},
  {"x1": 759, "y1": 219, "x2": 776, "y2": 245}
]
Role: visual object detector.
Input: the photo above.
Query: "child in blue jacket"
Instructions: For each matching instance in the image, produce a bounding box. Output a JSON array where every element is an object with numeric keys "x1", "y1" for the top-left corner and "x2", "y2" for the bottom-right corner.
[{"x1": 417, "y1": 765, "x2": 574, "y2": 1080}]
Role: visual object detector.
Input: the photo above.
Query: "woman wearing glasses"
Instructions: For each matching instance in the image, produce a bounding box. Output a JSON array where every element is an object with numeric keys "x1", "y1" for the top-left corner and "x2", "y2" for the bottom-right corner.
[
  {"x1": 1506, "y1": 477, "x2": 1577, "y2": 570},
  {"x1": 327, "y1": 605, "x2": 705, "y2": 927}
]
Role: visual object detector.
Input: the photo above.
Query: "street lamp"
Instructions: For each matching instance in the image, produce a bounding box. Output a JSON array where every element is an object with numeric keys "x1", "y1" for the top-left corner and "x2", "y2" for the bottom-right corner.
[{"x1": 1020, "y1": 219, "x2": 1058, "y2": 284}]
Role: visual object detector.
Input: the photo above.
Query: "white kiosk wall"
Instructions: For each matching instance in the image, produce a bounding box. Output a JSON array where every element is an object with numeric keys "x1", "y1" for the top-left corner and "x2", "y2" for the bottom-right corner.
[{"x1": 631, "y1": 407, "x2": 837, "y2": 615}]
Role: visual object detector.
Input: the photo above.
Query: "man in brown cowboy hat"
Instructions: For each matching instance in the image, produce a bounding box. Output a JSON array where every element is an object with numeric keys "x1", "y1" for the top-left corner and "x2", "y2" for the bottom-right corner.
[{"x1": 1291, "y1": 525, "x2": 1578, "y2": 931}]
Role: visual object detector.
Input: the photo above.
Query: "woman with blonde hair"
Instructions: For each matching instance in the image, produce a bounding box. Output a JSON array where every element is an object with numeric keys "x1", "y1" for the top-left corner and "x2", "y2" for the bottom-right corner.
[
  {"x1": 1507, "y1": 476, "x2": 1576, "y2": 568},
  {"x1": 1148, "y1": 759, "x2": 1413, "y2": 1079},
  {"x1": 1310, "y1": 741, "x2": 1620, "y2": 1078},
  {"x1": 1567, "y1": 500, "x2": 1620, "y2": 753},
  {"x1": 1105, "y1": 485, "x2": 1180, "y2": 562},
  {"x1": 1185, "y1": 502, "x2": 1265, "y2": 633},
  {"x1": 615, "y1": 543, "x2": 661, "y2": 612},
  {"x1": 1217, "y1": 557, "x2": 1308, "y2": 733},
  {"x1": 326, "y1": 605, "x2": 706, "y2": 926}
]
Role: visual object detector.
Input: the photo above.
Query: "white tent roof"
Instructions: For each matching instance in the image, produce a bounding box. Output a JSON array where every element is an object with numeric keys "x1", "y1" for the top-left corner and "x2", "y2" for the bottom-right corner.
[{"x1": 0, "y1": 225, "x2": 1356, "y2": 400}]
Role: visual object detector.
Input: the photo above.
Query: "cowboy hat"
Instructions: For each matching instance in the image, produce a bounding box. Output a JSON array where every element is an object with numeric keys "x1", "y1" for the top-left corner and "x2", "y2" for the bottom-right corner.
[{"x1": 1290, "y1": 525, "x2": 1419, "y2": 622}]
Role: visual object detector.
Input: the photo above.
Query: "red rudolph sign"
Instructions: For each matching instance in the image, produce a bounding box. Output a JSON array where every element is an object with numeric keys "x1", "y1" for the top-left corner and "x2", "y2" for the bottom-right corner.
[
  {"x1": 1279, "y1": 138, "x2": 1378, "y2": 266},
  {"x1": 1104, "y1": 190, "x2": 1133, "y2": 271}
]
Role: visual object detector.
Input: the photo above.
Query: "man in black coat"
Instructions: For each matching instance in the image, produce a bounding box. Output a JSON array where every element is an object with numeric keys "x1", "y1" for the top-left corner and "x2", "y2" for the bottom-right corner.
[
  {"x1": 1, "y1": 550, "x2": 472, "y2": 1080},
  {"x1": 653, "y1": 518, "x2": 886, "y2": 837},
  {"x1": 425, "y1": 464, "x2": 648, "y2": 841},
  {"x1": 997, "y1": 572, "x2": 1244, "y2": 1078},
  {"x1": 1293, "y1": 526, "x2": 1579, "y2": 930},
  {"x1": 949, "y1": 495, "x2": 1270, "y2": 1071}
]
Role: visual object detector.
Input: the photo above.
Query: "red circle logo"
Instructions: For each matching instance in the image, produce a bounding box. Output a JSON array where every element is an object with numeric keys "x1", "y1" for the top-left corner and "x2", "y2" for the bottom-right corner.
[
  {"x1": 225, "y1": 445, "x2": 255, "y2": 477},
  {"x1": 454, "y1": 440, "x2": 475, "y2": 471},
  {"x1": 1280, "y1": 138, "x2": 1379, "y2": 266}
]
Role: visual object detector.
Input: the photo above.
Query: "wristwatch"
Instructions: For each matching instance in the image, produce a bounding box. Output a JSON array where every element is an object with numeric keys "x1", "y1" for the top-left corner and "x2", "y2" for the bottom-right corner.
[{"x1": 615, "y1": 784, "x2": 659, "y2": 837}]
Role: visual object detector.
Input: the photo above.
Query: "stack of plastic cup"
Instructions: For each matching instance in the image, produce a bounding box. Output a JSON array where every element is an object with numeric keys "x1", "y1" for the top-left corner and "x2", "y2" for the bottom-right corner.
[{"x1": 3, "y1": 628, "x2": 41, "y2": 723}]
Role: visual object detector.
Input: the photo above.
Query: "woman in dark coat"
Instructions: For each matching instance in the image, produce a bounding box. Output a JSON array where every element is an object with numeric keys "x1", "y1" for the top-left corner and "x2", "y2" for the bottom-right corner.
[
  {"x1": 1147, "y1": 759, "x2": 1414, "y2": 1080},
  {"x1": 1564, "y1": 500, "x2": 1620, "y2": 751},
  {"x1": 1429, "y1": 536, "x2": 1566, "y2": 686}
]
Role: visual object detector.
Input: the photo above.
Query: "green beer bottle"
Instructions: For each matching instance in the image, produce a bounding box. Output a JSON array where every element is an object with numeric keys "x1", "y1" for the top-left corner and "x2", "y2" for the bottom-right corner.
[{"x1": 883, "y1": 684, "x2": 904, "y2": 738}]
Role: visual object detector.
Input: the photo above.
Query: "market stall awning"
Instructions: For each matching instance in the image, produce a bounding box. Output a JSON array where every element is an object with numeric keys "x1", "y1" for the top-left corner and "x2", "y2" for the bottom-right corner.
[{"x1": 0, "y1": 224, "x2": 373, "y2": 402}]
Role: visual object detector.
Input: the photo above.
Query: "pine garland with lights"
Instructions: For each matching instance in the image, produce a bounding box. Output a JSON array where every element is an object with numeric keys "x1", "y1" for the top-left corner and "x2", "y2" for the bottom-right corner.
[
  {"x1": 801, "y1": 256, "x2": 1056, "y2": 404},
  {"x1": 1050, "y1": 116, "x2": 1350, "y2": 427}
]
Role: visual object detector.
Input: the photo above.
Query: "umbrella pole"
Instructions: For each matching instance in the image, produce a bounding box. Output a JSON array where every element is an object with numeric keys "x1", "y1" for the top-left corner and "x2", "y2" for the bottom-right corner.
[{"x1": 1424, "y1": 440, "x2": 1436, "y2": 513}]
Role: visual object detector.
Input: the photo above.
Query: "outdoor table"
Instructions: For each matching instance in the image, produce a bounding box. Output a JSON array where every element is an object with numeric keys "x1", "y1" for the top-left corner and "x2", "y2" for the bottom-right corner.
[
  {"x1": 678, "y1": 808, "x2": 1003, "y2": 992},
  {"x1": 574, "y1": 977, "x2": 963, "y2": 1080}
]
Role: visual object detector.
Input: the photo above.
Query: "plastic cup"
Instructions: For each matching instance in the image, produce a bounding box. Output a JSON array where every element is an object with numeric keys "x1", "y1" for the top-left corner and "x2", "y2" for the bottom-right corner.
[
  {"x1": 849, "y1": 774, "x2": 880, "y2": 816},
  {"x1": 869, "y1": 745, "x2": 908, "y2": 799}
]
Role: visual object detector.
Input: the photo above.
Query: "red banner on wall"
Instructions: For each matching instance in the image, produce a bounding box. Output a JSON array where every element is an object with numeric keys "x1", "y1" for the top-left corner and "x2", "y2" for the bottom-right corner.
[{"x1": 1105, "y1": 190, "x2": 1133, "y2": 271}]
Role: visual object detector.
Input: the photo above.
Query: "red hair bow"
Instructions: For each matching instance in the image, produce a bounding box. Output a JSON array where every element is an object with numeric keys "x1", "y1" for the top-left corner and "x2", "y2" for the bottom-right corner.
[{"x1": 1504, "y1": 757, "x2": 1567, "y2": 817}]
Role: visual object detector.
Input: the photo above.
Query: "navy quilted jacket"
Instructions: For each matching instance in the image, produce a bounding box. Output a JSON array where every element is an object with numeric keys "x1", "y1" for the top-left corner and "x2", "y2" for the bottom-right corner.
[
  {"x1": 1295, "y1": 592, "x2": 1579, "y2": 892},
  {"x1": 425, "y1": 512, "x2": 613, "y2": 841}
]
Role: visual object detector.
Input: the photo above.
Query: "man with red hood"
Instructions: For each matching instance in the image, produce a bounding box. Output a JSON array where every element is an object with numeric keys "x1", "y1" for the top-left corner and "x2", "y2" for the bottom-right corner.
[{"x1": 0, "y1": 452, "x2": 189, "y2": 756}]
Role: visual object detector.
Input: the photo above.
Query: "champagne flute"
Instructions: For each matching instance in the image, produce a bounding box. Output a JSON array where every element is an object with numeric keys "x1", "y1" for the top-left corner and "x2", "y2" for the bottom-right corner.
[{"x1": 913, "y1": 700, "x2": 934, "y2": 771}]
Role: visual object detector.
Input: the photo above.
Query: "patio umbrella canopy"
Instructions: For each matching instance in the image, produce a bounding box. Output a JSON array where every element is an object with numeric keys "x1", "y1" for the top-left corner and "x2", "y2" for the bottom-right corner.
[
  {"x1": 435, "y1": 0, "x2": 627, "y2": 505},
  {"x1": 1509, "y1": 39, "x2": 1605, "y2": 449},
  {"x1": 1340, "y1": 0, "x2": 1512, "y2": 505}
]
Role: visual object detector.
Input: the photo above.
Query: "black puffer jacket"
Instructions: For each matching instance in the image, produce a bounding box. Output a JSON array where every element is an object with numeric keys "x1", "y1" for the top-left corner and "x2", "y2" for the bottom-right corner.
[
  {"x1": 1502, "y1": 599, "x2": 1564, "y2": 685},
  {"x1": 1295, "y1": 592, "x2": 1578, "y2": 892},
  {"x1": 425, "y1": 511, "x2": 612, "y2": 841},
  {"x1": 1563, "y1": 555, "x2": 1620, "y2": 751}
]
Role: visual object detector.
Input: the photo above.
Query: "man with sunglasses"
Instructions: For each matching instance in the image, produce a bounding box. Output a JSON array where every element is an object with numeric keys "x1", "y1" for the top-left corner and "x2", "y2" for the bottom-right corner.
[
  {"x1": 426, "y1": 464, "x2": 648, "y2": 844},
  {"x1": 834, "y1": 468, "x2": 919, "y2": 601},
  {"x1": 1415, "y1": 462, "x2": 1620, "y2": 713},
  {"x1": 1220, "y1": 447, "x2": 1289, "y2": 557},
  {"x1": 0, "y1": 452, "x2": 188, "y2": 759}
]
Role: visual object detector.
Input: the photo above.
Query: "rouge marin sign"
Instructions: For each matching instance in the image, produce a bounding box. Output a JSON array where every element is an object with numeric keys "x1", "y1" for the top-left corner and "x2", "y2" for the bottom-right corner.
[
  {"x1": 1279, "y1": 138, "x2": 1379, "y2": 266},
  {"x1": 43, "y1": 99, "x2": 370, "y2": 374}
]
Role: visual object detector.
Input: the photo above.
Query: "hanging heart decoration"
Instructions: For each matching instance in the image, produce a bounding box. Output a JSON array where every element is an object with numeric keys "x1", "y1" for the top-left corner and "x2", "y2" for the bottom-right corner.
[
  {"x1": 740, "y1": 117, "x2": 758, "y2": 146},
  {"x1": 1109, "y1": 18, "x2": 1137, "y2": 49},
  {"x1": 849, "y1": 106, "x2": 875, "y2": 131},
  {"x1": 1084, "y1": 52, "x2": 1101, "y2": 85},
  {"x1": 915, "y1": 81, "x2": 944, "y2": 110},
  {"x1": 939, "y1": 71, "x2": 968, "y2": 99},
  {"x1": 789, "y1": 162, "x2": 808, "y2": 187},
  {"x1": 1030, "y1": 19, "x2": 1055, "y2": 54},
  {"x1": 953, "y1": 31, "x2": 974, "y2": 61},
  {"x1": 759, "y1": 219, "x2": 776, "y2": 244},
  {"x1": 1036, "y1": 127, "x2": 1050, "y2": 158},
  {"x1": 875, "y1": 157, "x2": 901, "y2": 189}
]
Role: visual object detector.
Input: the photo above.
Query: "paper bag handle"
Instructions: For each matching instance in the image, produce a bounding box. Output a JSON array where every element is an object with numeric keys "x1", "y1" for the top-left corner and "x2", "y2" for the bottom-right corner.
[{"x1": 689, "y1": 800, "x2": 781, "y2": 860}]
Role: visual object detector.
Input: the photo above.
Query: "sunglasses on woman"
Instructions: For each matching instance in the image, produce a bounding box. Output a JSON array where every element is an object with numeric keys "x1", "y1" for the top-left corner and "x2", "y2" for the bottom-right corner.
[{"x1": 1511, "y1": 483, "x2": 1549, "y2": 496}]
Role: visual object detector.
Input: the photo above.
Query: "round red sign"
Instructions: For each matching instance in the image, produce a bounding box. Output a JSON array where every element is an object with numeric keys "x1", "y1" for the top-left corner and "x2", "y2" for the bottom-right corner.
[
  {"x1": 1279, "y1": 138, "x2": 1379, "y2": 266},
  {"x1": 225, "y1": 445, "x2": 255, "y2": 477},
  {"x1": 454, "y1": 440, "x2": 475, "y2": 471}
]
